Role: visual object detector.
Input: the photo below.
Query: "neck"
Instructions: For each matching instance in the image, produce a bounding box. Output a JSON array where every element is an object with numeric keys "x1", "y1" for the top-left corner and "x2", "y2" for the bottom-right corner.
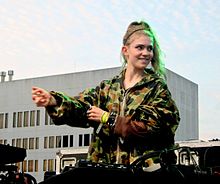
[
  {"x1": 123, "y1": 67, "x2": 145, "y2": 89},
  {"x1": 125, "y1": 67, "x2": 144, "y2": 81}
]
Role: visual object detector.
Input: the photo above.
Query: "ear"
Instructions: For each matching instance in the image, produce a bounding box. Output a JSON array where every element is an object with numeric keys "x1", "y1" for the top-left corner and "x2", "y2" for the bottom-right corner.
[{"x1": 121, "y1": 46, "x2": 128, "y2": 55}]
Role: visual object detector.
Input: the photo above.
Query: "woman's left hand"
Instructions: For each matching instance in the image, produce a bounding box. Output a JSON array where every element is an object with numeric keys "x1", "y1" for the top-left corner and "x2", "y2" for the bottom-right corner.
[{"x1": 87, "y1": 106, "x2": 105, "y2": 123}]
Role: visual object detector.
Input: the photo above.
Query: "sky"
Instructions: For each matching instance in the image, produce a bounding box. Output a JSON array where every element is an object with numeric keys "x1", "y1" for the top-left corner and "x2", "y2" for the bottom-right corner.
[{"x1": 0, "y1": 0, "x2": 219, "y2": 141}]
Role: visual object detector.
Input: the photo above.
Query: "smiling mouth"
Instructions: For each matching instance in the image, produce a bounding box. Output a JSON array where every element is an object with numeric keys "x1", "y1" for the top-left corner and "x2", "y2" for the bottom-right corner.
[{"x1": 139, "y1": 58, "x2": 151, "y2": 62}]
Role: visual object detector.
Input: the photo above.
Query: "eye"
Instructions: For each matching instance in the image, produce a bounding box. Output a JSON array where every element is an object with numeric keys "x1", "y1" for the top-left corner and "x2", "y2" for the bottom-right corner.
[
  {"x1": 147, "y1": 45, "x2": 153, "y2": 52},
  {"x1": 135, "y1": 45, "x2": 153, "y2": 52},
  {"x1": 135, "y1": 45, "x2": 145, "y2": 51}
]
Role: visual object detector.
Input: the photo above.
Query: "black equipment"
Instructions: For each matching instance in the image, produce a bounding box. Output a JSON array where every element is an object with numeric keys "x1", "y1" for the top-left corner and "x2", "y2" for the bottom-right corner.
[
  {"x1": 41, "y1": 146, "x2": 220, "y2": 184},
  {"x1": 0, "y1": 144, "x2": 26, "y2": 165},
  {"x1": 0, "y1": 144, "x2": 37, "y2": 184}
]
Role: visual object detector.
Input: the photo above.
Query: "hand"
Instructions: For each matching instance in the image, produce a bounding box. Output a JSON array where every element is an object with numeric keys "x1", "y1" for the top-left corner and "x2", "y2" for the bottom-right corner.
[
  {"x1": 87, "y1": 106, "x2": 105, "y2": 123},
  {"x1": 32, "y1": 86, "x2": 56, "y2": 107}
]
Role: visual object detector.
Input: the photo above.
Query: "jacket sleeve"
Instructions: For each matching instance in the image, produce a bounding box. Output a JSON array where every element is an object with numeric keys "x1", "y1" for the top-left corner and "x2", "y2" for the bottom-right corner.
[
  {"x1": 114, "y1": 82, "x2": 180, "y2": 145},
  {"x1": 45, "y1": 84, "x2": 102, "y2": 128}
]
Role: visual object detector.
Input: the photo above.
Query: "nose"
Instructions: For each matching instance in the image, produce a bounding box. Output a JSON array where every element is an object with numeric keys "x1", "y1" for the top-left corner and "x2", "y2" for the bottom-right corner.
[{"x1": 142, "y1": 47, "x2": 150, "y2": 56}]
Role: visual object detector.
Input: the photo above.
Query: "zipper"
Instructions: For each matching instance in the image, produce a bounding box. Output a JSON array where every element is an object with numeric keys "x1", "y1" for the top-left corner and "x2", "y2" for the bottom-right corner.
[
  {"x1": 116, "y1": 88, "x2": 130, "y2": 164},
  {"x1": 120, "y1": 89, "x2": 130, "y2": 116}
]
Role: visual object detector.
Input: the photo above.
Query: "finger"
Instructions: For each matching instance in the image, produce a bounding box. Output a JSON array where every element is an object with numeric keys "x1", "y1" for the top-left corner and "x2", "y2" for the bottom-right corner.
[
  {"x1": 32, "y1": 86, "x2": 38, "y2": 91},
  {"x1": 87, "y1": 112, "x2": 93, "y2": 117},
  {"x1": 35, "y1": 98, "x2": 48, "y2": 107},
  {"x1": 32, "y1": 88, "x2": 41, "y2": 96},
  {"x1": 32, "y1": 86, "x2": 39, "y2": 90},
  {"x1": 32, "y1": 96, "x2": 36, "y2": 101},
  {"x1": 32, "y1": 86, "x2": 40, "y2": 93},
  {"x1": 36, "y1": 93, "x2": 44, "y2": 97},
  {"x1": 32, "y1": 87, "x2": 47, "y2": 96},
  {"x1": 40, "y1": 99, "x2": 46, "y2": 103}
]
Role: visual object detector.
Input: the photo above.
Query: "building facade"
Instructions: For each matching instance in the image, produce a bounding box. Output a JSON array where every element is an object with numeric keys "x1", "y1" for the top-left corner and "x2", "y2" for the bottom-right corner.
[{"x1": 0, "y1": 67, "x2": 198, "y2": 182}]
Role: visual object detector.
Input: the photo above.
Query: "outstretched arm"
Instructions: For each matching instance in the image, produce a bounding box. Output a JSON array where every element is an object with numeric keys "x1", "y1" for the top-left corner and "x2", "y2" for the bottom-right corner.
[{"x1": 32, "y1": 86, "x2": 57, "y2": 107}]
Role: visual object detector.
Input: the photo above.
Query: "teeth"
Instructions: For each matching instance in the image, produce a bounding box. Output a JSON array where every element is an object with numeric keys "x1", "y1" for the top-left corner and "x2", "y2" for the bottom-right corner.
[
  {"x1": 140, "y1": 58, "x2": 150, "y2": 60},
  {"x1": 140, "y1": 59, "x2": 150, "y2": 61}
]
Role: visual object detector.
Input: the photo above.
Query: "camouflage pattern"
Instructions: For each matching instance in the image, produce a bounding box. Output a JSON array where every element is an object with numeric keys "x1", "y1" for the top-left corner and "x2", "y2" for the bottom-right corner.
[{"x1": 46, "y1": 68, "x2": 180, "y2": 165}]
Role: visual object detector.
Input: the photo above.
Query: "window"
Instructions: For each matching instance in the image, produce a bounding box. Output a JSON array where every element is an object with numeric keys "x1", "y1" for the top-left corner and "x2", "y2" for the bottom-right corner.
[
  {"x1": 35, "y1": 160, "x2": 38, "y2": 172},
  {"x1": 16, "y1": 138, "x2": 22, "y2": 148},
  {"x1": 12, "y1": 139, "x2": 16, "y2": 147},
  {"x1": 3, "y1": 139, "x2": 7, "y2": 145},
  {"x1": 43, "y1": 159, "x2": 55, "y2": 172},
  {"x1": 23, "y1": 138, "x2": 28, "y2": 149},
  {"x1": 29, "y1": 138, "x2": 35, "y2": 149},
  {"x1": 70, "y1": 135, "x2": 74, "y2": 147},
  {"x1": 78, "y1": 134, "x2": 90, "y2": 146},
  {"x1": 35, "y1": 137, "x2": 39, "y2": 149},
  {"x1": 79, "y1": 134, "x2": 82, "y2": 147},
  {"x1": 4, "y1": 113, "x2": 8, "y2": 128},
  {"x1": 63, "y1": 135, "x2": 68, "y2": 147},
  {"x1": 44, "y1": 137, "x2": 48, "y2": 149},
  {"x1": 43, "y1": 159, "x2": 47, "y2": 172},
  {"x1": 45, "y1": 110, "x2": 48, "y2": 125},
  {"x1": 28, "y1": 160, "x2": 34, "y2": 172},
  {"x1": 48, "y1": 159, "x2": 54, "y2": 171},
  {"x1": 0, "y1": 113, "x2": 8, "y2": 129},
  {"x1": 84, "y1": 134, "x2": 90, "y2": 146},
  {"x1": 56, "y1": 136, "x2": 61, "y2": 148},
  {"x1": 30, "y1": 110, "x2": 35, "y2": 126},
  {"x1": 17, "y1": 112, "x2": 22, "y2": 127},
  {"x1": 49, "y1": 118, "x2": 54, "y2": 125},
  {"x1": 36, "y1": 110, "x2": 40, "y2": 126},
  {"x1": 0, "y1": 139, "x2": 6, "y2": 144},
  {"x1": 23, "y1": 160, "x2": 27, "y2": 172},
  {"x1": 0, "y1": 113, "x2": 3, "y2": 129},
  {"x1": 49, "y1": 136, "x2": 54, "y2": 148},
  {"x1": 13, "y1": 112, "x2": 16, "y2": 128},
  {"x1": 23, "y1": 111, "x2": 29, "y2": 127}
]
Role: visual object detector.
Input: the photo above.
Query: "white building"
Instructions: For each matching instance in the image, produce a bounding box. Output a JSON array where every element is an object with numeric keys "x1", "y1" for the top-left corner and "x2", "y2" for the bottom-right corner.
[{"x1": 0, "y1": 67, "x2": 198, "y2": 182}]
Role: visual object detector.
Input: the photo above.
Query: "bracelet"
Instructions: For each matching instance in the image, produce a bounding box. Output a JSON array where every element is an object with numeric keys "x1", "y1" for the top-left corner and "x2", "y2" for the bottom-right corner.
[
  {"x1": 96, "y1": 111, "x2": 109, "y2": 134},
  {"x1": 101, "y1": 112, "x2": 109, "y2": 124},
  {"x1": 96, "y1": 111, "x2": 116, "y2": 134},
  {"x1": 108, "y1": 111, "x2": 117, "y2": 128}
]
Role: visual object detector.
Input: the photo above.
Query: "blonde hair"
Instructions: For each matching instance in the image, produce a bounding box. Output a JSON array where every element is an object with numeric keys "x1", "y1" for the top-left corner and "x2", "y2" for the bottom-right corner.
[{"x1": 122, "y1": 21, "x2": 166, "y2": 77}]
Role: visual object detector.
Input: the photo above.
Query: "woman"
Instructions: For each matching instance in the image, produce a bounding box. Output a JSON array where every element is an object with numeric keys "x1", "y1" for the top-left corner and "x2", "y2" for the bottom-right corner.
[{"x1": 32, "y1": 20, "x2": 180, "y2": 168}]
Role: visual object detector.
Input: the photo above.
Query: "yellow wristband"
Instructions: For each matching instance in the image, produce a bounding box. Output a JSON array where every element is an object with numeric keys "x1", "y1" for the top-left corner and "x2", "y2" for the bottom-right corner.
[{"x1": 101, "y1": 112, "x2": 109, "y2": 124}]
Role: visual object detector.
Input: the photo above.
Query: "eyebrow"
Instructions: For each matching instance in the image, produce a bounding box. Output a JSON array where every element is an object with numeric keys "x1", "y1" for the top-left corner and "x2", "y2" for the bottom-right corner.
[{"x1": 134, "y1": 43, "x2": 153, "y2": 47}]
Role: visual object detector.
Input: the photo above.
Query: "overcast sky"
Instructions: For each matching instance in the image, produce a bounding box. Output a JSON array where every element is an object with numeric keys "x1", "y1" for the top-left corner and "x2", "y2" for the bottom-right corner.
[{"x1": 0, "y1": 0, "x2": 219, "y2": 140}]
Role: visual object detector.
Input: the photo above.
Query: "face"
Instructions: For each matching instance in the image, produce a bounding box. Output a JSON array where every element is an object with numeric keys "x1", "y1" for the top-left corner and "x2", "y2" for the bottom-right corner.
[{"x1": 122, "y1": 34, "x2": 153, "y2": 71}]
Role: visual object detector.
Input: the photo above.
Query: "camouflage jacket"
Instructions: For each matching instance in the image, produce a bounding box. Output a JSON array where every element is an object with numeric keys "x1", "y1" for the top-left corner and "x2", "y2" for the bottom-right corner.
[{"x1": 46, "y1": 68, "x2": 180, "y2": 165}]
